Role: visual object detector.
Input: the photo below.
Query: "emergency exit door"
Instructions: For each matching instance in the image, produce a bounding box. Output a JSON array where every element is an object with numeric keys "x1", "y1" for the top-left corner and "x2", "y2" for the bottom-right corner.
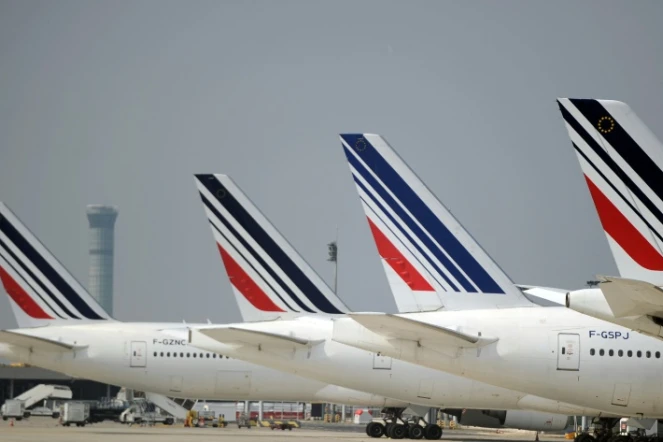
[
  {"x1": 557, "y1": 333, "x2": 580, "y2": 371},
  {"x1": 130, "y1": 341, "x2": 147, "y2": 367}
]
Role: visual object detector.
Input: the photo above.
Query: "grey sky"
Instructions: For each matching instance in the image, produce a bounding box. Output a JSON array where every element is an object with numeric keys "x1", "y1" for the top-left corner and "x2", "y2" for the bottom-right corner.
[{"x1": 1, "y1": 1, "x2": 662, "y2": 328}]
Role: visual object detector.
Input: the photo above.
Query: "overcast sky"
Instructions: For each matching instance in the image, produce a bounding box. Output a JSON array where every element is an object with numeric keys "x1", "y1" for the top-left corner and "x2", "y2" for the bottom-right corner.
[{"x1": 1, "y1": 1, "x2": 662, "y2": 328}]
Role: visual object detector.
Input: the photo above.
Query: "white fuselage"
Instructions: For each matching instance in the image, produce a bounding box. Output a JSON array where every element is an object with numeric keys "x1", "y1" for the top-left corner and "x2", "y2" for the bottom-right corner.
[
  {"x1": 0, "y1": 322, "x2": 402, "y2": 407},
  {"x1": 334, "y1": 307, "x2": 663, "y2": 417},
  {"x1": 190, "y1": 316, "x2": 602, "y2": 416}
]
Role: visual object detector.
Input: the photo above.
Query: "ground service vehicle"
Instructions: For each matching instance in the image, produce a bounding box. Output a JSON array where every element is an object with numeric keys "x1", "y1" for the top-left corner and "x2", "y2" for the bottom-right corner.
[{"x1": 61, "y1": 402, "x2": 89, "y2": 427}]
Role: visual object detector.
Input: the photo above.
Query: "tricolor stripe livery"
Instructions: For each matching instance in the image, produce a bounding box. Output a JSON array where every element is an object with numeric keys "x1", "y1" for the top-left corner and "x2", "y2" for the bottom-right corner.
[
  {"x1": 0, "y1": 203, "x2": 112, "y2": 327},
  {"x1": 339, "y1": 134, "x2": 529, "y2": 311},
  {"x1": 194, "y1": 174, "x2": 348, "y2": 321},
  {"x1": 558, "y1": 98, "x2": 663, "y2": 284}
]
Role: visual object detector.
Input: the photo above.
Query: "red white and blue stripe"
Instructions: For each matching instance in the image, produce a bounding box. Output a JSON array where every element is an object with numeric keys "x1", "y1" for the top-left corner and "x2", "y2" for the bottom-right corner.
[
  {"x1": 194, "y1": 174, "x2": 348, "y2": 318},
  {"x1": 0, "y1": 203, "x2": 111, "y2": 325},
  {"x1": 558, "y1": 98, "x2": 663, "y2": 284},
  {"x1": 340, "y1": 134, "x2": 526, "y2": 305}
]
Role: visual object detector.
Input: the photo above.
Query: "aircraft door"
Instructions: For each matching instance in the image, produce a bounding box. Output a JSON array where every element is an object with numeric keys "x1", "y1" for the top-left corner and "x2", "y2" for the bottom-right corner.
[
  {"x1": 373, "y1": 352, "x2": 392, "y2": 370},
  {"x1": 130, "y1": 341, "x2": 147, "y2": 367},
  {"x1": 557, "y1": 333, "x2": 580, "y2": 371}
]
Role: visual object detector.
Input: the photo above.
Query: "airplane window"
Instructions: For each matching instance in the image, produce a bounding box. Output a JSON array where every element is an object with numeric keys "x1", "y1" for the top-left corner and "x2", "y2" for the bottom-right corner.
[
  {"x1": 561, "y1": 348, "x2": 566, "y2": 355},
  {"x1": 187, "y1": 353, "x2": 190, "y2": 358},
  {"x1": 226, "y1": 356, "x2": 230, "y2": 359},
  {"x1": 206, "y1": 353, "x2": 210, "y2": 358},
  {"x1": 153, "y1": 352, "x2": 157, "y2": 357},
  {"x1": 193, "y1": 353, "x2": 197, "y2": 358},
  {"x1": 590, "y1": 349, "x2": 595, "y2": 356},
  {"x1": 599, "y1": 349, "x2": 604, "y2": 356},
  {"x1": 657, "y1": 352, "x2": 661, "y2": 359},
  {"x1": 180, "y1": 352, "x2": 184, "y2": 357},
  {"x1": 133, "y1": 351, "x2": 136, "y2": 356},
  {"x1": 609, "y1": 350, "x2": 614, "y2": 356},
  {"x1": 647, "y1": 351, "x2": 652, "y2": 358},
  {"x1": 167, "y1": 352, "x2": 171, "y2": 357},
  {"x1": 213, "y1": 354, "x2": 217, "y2": 359},
  {"x1": 637, "y1": 351, "x2": 642, "y2": 358},
  {"x1": 627, "y1": 350, "x2": 633, "y2": 357},
  {"x1": 200, "y1": 353, "x2": 204, "y2": 358},
  {"x1": 618, "y1": 350, "x2": 624, "y2": 357},
  {"x1": 160, "y1": 352, "x2": 164, "y2": 357}
]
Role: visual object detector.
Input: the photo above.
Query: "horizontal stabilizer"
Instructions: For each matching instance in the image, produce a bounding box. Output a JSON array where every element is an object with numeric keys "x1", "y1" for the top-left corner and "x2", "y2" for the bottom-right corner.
[
  {"x1": 348, "y1": 313, "x2": 497, "y2": 350},
  {"x1": 519, "y1": 286, "x2": 567, "y2": 307},
  {"x1": 197, "y1": 326, "x2": 311, "y2": 349},
  {"x1": 516, "y1": 284, "x2": 568, "y2": 293},
  {"x1": 0, "y1": 330, "x2": 87, "y2": 352},
  {"x1": 598, "y1": 275, "x2": 663, "y2": 318}
]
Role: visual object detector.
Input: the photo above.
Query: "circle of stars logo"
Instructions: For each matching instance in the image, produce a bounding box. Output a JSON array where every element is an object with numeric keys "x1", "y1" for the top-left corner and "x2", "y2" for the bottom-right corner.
[
  {"x1": 355, "y1": 137, "x2": 367, "y2": 152},
  {"x1": 216, "y1": 188, "x2": 227, "y2": 199},
  {"x1": 597, "y1": 116, "x2": 615, "y2": 134}
]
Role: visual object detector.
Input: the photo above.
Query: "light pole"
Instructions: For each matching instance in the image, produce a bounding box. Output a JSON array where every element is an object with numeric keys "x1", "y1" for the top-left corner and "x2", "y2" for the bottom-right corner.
[
  {"x1": 327, "y1": 226, "x2": 339, "y2": 294},
  {"x1": 326, "y1": 228, "x2": 339, "y2": 421}
]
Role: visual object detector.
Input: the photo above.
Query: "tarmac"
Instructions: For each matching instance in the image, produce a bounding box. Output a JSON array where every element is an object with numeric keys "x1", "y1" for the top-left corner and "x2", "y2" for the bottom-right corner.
[{"x1": 0, "y1": 418, "x2": 570, "y2": 442}]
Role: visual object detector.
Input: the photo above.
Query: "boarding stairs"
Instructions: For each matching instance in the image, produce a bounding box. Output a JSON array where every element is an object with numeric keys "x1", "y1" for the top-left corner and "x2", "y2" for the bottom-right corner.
[
  {"x1": 144, "y1": 393, "x2": 194, "y2": 420},
  {"x1": 14, "y1": 384, "x2": 72, "y2": 409}
]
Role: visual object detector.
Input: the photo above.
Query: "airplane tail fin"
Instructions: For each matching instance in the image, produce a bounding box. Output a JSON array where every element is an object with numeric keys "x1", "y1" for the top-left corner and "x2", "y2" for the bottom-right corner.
[
  {"x1": 558, "y1": 99, "x2": 663, "y2": 285},
  {"x1": 0, "y1": 203, "x2": 113, "y2": 328},
  {"x1": 339, "y1": 134, "x2": 532, "y2": 311},
  {"x1": 194, "y1": 174, "x2": 349, "y2": 321}
]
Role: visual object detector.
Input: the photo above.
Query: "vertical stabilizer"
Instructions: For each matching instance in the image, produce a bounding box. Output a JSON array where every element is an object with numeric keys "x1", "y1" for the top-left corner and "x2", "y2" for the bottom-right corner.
[
  {"x1": 194, "y1": 174, "x2": 349, "y2": 321},
  {"x1": 0, "y1": 203, "x2": 113, "y2": 328},
  {"x1": 339, "y1": 134, "x2": 532, "y2": 310},
  {"x1": 558, "y1": 99, "x2": 663, "y2": 285}
]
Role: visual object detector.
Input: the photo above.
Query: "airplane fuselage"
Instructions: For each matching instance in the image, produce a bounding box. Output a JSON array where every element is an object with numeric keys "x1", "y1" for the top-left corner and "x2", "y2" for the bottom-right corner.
[
  {"x1": 0, "y1": 322, "x2": 402, "y2": 407},
  {"x1": 335, "y1": 307, "x2": 663, "y2": 417},
  {"x1": 190, "y1": 316, "x2": 602, "y2": 416}
]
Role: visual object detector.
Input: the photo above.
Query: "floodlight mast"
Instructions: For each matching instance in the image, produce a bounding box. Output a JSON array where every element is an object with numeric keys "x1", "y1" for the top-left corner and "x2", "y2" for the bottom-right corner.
[{"x1": 327, "y1": 226, "x2": 338, "y2": 294}]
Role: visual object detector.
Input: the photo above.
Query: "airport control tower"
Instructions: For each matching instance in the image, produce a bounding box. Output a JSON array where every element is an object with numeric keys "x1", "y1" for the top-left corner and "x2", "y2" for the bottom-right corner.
[{"x1": 86, "y1": 205, "x2": 118, "y2": 316}]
